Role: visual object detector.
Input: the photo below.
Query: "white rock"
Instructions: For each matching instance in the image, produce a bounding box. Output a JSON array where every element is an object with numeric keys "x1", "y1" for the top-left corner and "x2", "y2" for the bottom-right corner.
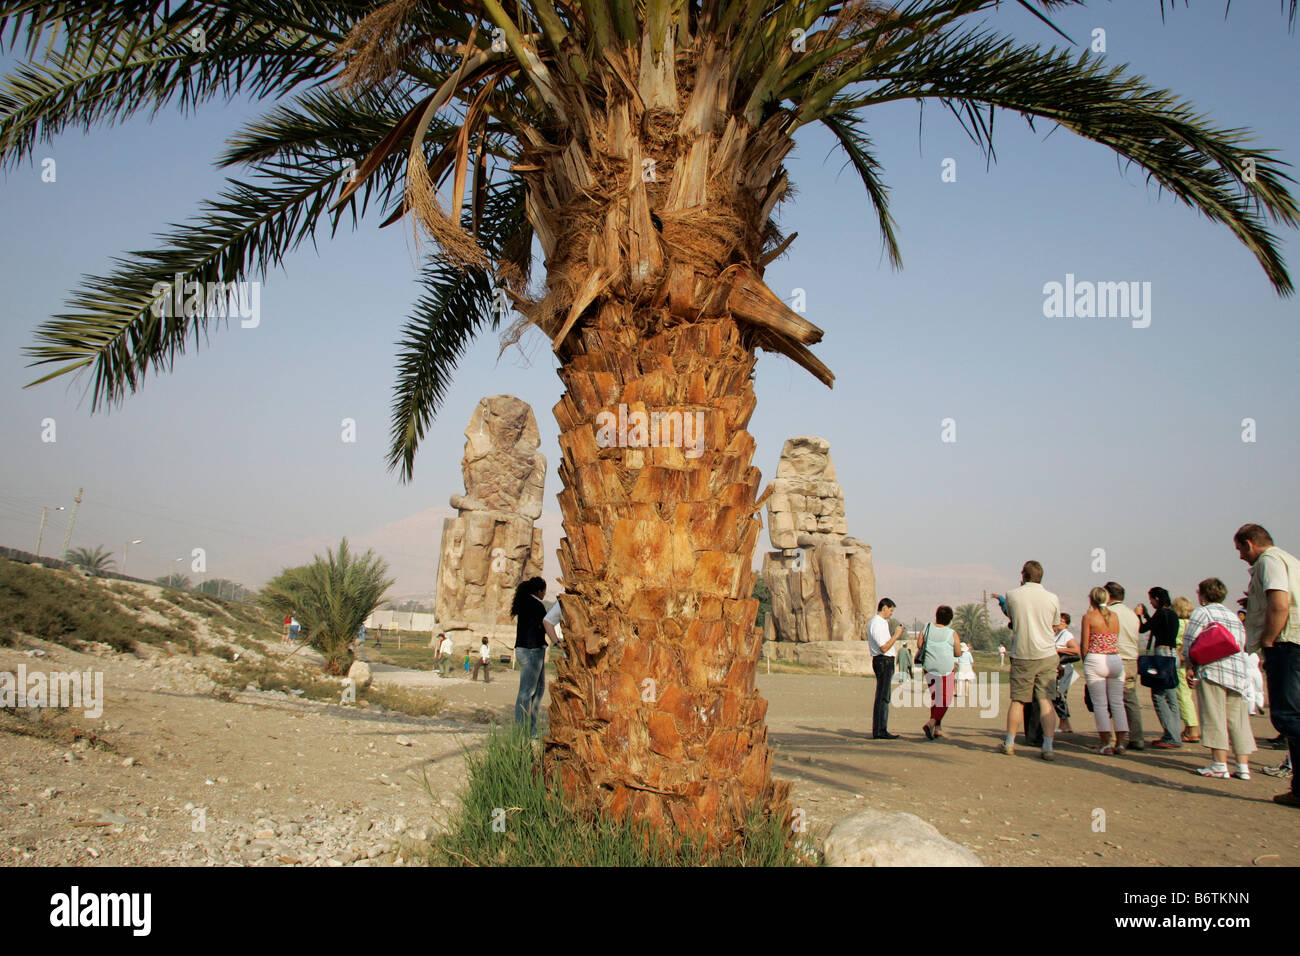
[
  {"x1": 823, "y1": 810, "x2": 983, "y2": 867},
  {"x1": 347, "y1": 661, "x2": 373, "y2": 691},
  {"x1": 395, "y1": 735, "x2": 413, "y2": 747}
]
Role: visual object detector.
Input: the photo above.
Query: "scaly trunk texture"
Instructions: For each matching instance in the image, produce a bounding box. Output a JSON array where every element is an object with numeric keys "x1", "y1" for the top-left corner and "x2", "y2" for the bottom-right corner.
[
  {"x1": 546, "y1": 303, "x2": 791, "y2": 844},
  {"x1": 510, "y1": 42, "x2": 826, "y2": 847}
]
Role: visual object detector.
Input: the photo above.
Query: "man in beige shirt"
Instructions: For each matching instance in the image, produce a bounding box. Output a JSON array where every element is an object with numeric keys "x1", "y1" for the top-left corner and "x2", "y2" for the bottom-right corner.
[
  {"x1": 1000, "y1": 561, "x2": 1061, "y2": 760},
  {"x1": 1106, "y1": 582, "x2": 1146, "y2": 751},
  {"x1": 1234, "y1": 523, "x2": 1300, "y2": 807}
]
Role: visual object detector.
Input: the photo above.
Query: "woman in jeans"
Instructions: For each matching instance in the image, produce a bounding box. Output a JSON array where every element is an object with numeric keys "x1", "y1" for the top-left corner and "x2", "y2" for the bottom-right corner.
[
  {"x1": 1082, "y1": 586, "x2": 1129, "y2": 754},
  {"x1": 1136, "y1": 586, "x2": 1183, "y2": 748},
  {"x1": 1172, "y1": 596, "x2": 1201, "y2": 743},
  {"x1": 1182, "y1": 577, "x2": 1255, "y2": 779},
  {"x1": 510, "y1": 576, "x2": 550, "y2": 736},
  {"x1": 918, "y1": 605, "x2": 962, "y2": 740}
]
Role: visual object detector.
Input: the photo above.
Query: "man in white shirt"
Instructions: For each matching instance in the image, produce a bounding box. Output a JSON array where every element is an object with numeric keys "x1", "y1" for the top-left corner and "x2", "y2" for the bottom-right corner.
[
  {"x1": 438, "y1": 632, "x2": 455, "y2": 678},
  {"x1": 1234, "y1": 523, "x2": 1300, "y2": 808},
  {"x1": 1001, "y1": 561, "x2": 1061, "y2": 760},
  {"x1": 1105, "y1": 582, "x2": 1147, "y2": 751},
  {"x1": 543, "y1": 599, "x2": 563, "y2": 644},
  {"x1": 472, "y1": 636, "x2": 492, "y2": 683},
  {"x1": 868, "y1": 598, "x2": 902, "y2": 739}
]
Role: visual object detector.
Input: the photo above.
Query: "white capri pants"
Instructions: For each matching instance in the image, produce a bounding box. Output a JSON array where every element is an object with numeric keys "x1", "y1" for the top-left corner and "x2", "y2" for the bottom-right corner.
[{"x1": 1085, "y1": 653, "x2": 1129, "y2": 734}]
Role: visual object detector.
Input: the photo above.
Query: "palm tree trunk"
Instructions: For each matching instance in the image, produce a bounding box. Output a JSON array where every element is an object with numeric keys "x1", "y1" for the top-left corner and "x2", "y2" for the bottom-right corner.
[{"x1": 544, "y1": 297, "x2": 791, "y2": 847}]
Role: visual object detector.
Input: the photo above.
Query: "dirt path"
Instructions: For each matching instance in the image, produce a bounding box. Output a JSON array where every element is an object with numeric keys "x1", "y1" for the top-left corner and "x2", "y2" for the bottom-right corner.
[
  {"x1": 757, "y1": 670, "x2": 1298, "y2": 867},
  {"x1": 3, "y1": 642, "x2": 1294, "y2": 866}
]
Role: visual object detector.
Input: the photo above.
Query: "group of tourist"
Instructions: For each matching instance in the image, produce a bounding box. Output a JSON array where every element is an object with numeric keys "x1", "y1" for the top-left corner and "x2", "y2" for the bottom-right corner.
[
  {"x1": 988, "y1": 524, "x2": 1294, "y2": 808},
  {"x1": 498, "y1": 522, "x2": 1298, "y2": 811},
  {"x1": 861, "y1": 523, "x2": 1298, "y2": 809}
]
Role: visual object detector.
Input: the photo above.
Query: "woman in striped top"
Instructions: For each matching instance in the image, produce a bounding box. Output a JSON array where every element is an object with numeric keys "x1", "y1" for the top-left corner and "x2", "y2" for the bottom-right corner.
[{"x1": 1082, "y1": 586, "x2": 1130, "y2": 754}]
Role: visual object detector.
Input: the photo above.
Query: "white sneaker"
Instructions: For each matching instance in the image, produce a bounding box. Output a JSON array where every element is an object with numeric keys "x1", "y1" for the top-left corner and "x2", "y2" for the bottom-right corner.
[
  {"x1": 1195, "y1": 766, "x2": 1230, "y2": 779},
  {"x1": 1233, "y1": 766, "x2": 1251, "y2": 780}
]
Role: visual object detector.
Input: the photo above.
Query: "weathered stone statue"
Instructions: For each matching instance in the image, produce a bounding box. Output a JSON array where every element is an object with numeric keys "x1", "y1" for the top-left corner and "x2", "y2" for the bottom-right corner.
[
  {"x1": 434, "y1": 396, "x2": 546, "y2": 645},
  {"x1": 761, "y1": 437, "x2": 876, "y2": 644}
]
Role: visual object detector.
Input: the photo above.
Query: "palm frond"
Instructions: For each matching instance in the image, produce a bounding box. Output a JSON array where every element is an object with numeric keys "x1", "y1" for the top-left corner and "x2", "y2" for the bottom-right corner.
[
  {"x1": 23, "y1": 160, "x2": 357, "y2": 405},
  {"x1": 387, "y1": 176, "x2": 531, "y2": 481},
  {"x1": 819, "y1": 107, "x2": 902, "y2": 268},
  {"x1": 0, "y1": 2, "x2": 357, "y2": 167},
  {"x1": 808, "y1": 29, "x2": 1299, "y2": 293}
]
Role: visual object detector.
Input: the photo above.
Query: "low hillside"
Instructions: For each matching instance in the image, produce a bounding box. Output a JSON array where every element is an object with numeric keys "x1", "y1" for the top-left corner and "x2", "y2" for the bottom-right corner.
[{"x1": 0, "y1": 556, "x2": 441, "y2": 715}]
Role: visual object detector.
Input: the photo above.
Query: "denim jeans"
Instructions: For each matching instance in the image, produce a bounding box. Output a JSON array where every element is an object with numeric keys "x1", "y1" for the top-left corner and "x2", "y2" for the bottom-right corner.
[
  {"x1": 1151, "y1": 646, "x2": 1183, "y2": 744},
  {"x1": 1263, "y1": 642, "x2": 1300, "y2": 794},
  {"x1": 514, "y1": 647, "x2": 548, "y2": 735},
  {"x1": 872, "y1": 655, "x2": 894, "y2": 735}
]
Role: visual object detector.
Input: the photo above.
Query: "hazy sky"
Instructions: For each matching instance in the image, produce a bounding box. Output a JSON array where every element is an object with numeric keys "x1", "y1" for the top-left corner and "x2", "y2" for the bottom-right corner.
[{"x1": 2, "y1": 3, "x2": 1297, "y2": 624}]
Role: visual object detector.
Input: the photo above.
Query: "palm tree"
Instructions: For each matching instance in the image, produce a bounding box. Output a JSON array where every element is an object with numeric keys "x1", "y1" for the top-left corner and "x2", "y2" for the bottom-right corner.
[
  {"x1": 951, "y1": 602, "x2": 990, "y2": 650},
  {"x1": 259, "y1": 539, "x2": 394, "y2": 674},
  {"x1": 154, "y1": 573, "x2": 193, "y2": 589},
  {"x1": 6, "y1": 1, "x2": 1297, "y2": 846},
  {"x1": 64, "y1": 546, "x2": 114, "y2": 575}
]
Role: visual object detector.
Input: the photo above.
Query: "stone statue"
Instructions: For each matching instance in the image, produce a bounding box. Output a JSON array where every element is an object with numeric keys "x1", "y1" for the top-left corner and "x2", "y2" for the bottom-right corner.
[
  {"x1": 760, "y1": 437, "x2": 876, "y2": 643},
  {"x1": 434, "y1": 396, "x2": 546, "y2": 643}
]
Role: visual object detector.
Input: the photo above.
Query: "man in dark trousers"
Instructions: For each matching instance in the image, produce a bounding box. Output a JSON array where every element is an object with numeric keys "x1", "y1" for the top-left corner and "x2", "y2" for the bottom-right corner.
[{"x1": 868, "y1": 598, "x2": 902, "y2": 738}]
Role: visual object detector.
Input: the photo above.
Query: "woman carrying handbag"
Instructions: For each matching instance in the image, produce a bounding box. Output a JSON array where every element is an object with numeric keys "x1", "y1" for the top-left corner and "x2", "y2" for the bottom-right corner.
[{"x1": 1182, "y1": 577, "x2": 1256, "y2": 779}]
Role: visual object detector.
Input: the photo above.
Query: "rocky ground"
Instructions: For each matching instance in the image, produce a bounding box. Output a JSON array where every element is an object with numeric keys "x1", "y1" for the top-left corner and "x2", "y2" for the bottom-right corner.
[
  {"x1": 3, "y1": 626, "x2": 1296, "y2": 867},
  {"x1": 1, "y1": 639, "x2": 489, "y2": 867}
]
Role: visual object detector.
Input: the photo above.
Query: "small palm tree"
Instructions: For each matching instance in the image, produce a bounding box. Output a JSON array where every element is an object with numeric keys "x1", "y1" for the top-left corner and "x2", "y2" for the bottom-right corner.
[
  {"x1": 65, "y1": 546, "x2": 114, "y2": 575},
  {"x1": 154, "y1": 573, "x2": 192, "y2": 589},
  {"x1": 951, "y1": 602, "x2": 990, "y2": 649},
  {"x1": 260, "y1": 538, "x2": 393, "y2": 675}
]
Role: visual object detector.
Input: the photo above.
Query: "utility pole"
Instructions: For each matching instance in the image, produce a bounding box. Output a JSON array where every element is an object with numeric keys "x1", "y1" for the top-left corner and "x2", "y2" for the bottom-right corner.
[
  {"x1": 35, "y1": 505, "x2": 63, "y2": 556},
  {"x1": 60, "y1": 488, "x2": 83, "y2": 560},
  {"x1": 123, "y1": 539, "x2": 142, "y2": 576}
]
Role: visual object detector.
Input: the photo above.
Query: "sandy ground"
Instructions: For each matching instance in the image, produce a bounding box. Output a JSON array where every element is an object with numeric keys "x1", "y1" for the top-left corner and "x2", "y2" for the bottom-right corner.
[
  {"x1": 2, "y1": 641, "x2": 1295, "y2": 866},
  {"x1": 383, "y1": 660, "x2": 1300, "y2": 867}
]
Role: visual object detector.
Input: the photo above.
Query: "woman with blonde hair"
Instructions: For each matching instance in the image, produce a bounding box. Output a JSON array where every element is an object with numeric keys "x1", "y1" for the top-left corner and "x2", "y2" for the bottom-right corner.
[
  {"x1": 1172, "y1": 596, "x2": 1201, "y2": 743},
  {"x1": 1082, "y1": 586, "x2": 1129, "y2": 754}
]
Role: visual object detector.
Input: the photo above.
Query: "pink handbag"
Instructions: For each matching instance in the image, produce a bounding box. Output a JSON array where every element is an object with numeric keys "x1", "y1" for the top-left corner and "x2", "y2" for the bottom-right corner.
[{"x1": 1189, "y1": 622, "x2": 1240, "y2": 666}]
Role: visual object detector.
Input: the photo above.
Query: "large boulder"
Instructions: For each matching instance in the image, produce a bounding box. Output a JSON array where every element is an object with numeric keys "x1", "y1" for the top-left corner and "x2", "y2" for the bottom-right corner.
[
  {"x1": 823, "y1": 810, "x2": 983, "y2": 867},
  {"x1": 347, "y1": 660, "x2": 373, "y2": 692}
]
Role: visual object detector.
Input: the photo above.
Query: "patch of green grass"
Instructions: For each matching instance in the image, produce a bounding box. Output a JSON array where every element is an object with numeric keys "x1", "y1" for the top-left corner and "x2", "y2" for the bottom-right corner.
[
  {"x1": 213, "y1": 659, "x2": 445, "y2": 718},
  {"x1": 221, "y1": 659, "x2": 344, "y2": 700},
  {"x1": 365, "y1": 637, "x2": 440, "y2": 671},
  {"x1": 420, "y1": 725, "x2": 812, "y2": 867},
  {"x1": 365, "y1": 684, "x2": 446, "y2": 718}
]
